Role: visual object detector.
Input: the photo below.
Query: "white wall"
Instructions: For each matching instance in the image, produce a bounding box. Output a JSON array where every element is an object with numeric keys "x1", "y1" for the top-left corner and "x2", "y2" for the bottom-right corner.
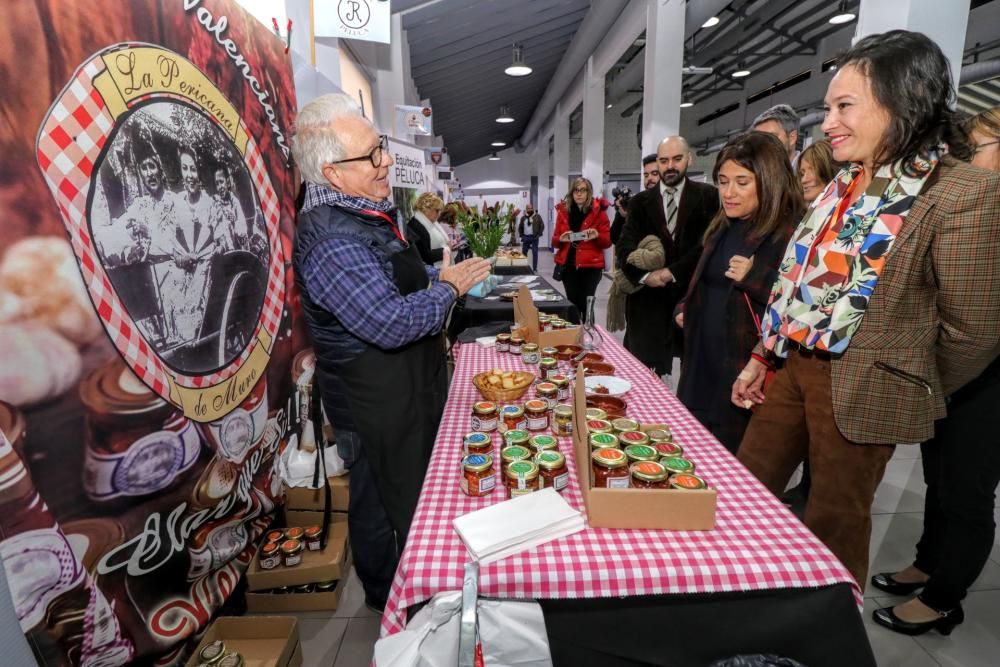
[{"x1": 453, "y1": 147, "x2": 534, "y2": 192}]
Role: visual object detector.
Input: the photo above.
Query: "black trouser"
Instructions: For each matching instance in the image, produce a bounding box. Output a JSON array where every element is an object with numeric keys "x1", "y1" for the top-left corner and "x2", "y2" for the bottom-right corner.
[
  {"x1": 560, "y1": 266, "x2": 602, "y2": 317},
  {"x1": 337, "y1": 430, "x2": 398, "y2": 609},
  {"x1": 521, "y1": 234, "x2": 539, "y2": 270},
  {"x1": 914, "y1": 366, "x2": 1000, "y2": 611}
]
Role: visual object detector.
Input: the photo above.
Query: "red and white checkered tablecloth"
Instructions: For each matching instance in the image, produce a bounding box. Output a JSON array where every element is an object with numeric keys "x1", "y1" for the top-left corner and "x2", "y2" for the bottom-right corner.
[{"x1": 380, "y1": 328, "x2": 860, "y2": 637}]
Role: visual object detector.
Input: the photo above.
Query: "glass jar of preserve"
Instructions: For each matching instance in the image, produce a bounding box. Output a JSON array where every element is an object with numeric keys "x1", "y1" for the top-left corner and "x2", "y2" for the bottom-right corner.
[
  {"x1": 280, "y1": 539, "x2": 304, "y2": 567},
  {"x1": 589, "y1": 432, "x2": 619, "y2": 450},
  {"x1": 315, "y1": 580, "x2": 337, "y2": 592},
  {"x1": 503, "y1": 430, "x2": 530, "y2": 449},
  {"x1": 611, "y1": 418, "x2": 640, "y2": 434},
  {"x1": 265, "y1": 529, "x2": 284, "y2": 544},
  {"x1": 505, "y1": 460, "x2": 540, "y2": 498},
  {"x1": 661, "y1": 456, "x2": 696, "y2": 476},
  {"x1": 553, "y1": 405, "x2": 574, "y2": 436},
  {"x1": 541, "y1": 347, "x2": 559, "y2": 359},
  {"x1": 539, "y1": 358, "x2": 558, "y2": 381},
  {"x1": 500, "y1": 445, "x2": 531, "y2": 477},
  {"x1": 669, "y1": 473, "x2": 708, "y2": 490},
  {"x1": 199, "y1": 640, "x2": 227, "y2": 664},
  {"x1": 529, "y1": 434, "x2": 558, "y2": 456},
  {"x1": 592, "y1": 448, "x2": 631, "y2": 488},
  {"x1": 630, "y1": 461, "x2": 669, "y2": 489},
  {"x1": 524, "y1": 399, "x2": 550, "y2": 431},
  {"x1": 550, "y1": 374, "x2": 570, "y2": 401},
  {"x1": 461, "y1": 454, "x2": 497, "y2": 497},
  {"x1": 304, "y1": 525, "x2": 323, "y2": 551},
  {"x1": 536, "y1": 451, "x2": 569, "y2": 492},
  {"x1": 618, "y1": 430, "x2": 651, "y2": 448},
  {"x1": 586, "y1": 419, "x2": 613, "y2": 435},
  {"x1": 500, "y1": 405, "x2": 526, "y2": 432},
  {"x1": 535, "y1": 382, "x2": 558, "y2": 409},
  {"x1": 284, "y1": 526, "x2": 305, "y2": 542},
  {"x1": 217, "y1": 653, "x2": 245, "y2": 667},
  {"x1": 522, "y1": 343, "x2": 540, "y2": 365},
  {"x1": 654, "y1": 441, "x2": 683, "y2": 460},
  {"x1": 471, "y1": 401, "x2": 499, "y2": 432},
  {"x1": 464, "y1": 432, "x2": 494, "y2": 456},
  {"x1": 585, "y1": 407, "x2": 608, "y2": 421},
  {"x1": 551, "y1": 320, "x2": 567, "y2": 331},
  {"x1": 496, "y1": 333, "x2": 511, "y2": 353},
  {"x1": 509, "y1": 335, "x2": 524, "y2": 355},
  {"x1": 624, "y1": 444, "x2": 659, "y2": 465},
  {"x1": 646, "y1": 428, "x2": 673, "y2": 444},
  {"x1": 258, "y1": 541, "x2": 281, "y2": 570}
]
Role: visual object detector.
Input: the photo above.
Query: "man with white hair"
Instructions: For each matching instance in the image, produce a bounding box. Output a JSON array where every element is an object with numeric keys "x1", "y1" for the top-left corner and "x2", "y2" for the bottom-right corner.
[{"x1": 292, "y1": 94, "x2": 490, "y2": 613}]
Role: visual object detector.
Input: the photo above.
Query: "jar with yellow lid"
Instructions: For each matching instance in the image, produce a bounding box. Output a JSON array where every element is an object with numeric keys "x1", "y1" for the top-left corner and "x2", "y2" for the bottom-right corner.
[
  {"x1": 553, "y1": 404, "x2": 574, "y2": 436},
  {"x1": 630, "y1": 461, "x2": 669, "y2": 489},
  {"x1": 539, "y1": 358, "x2": 558, "y2": 381},
  {"x1": 592, "y1": 448, "x2": 630, "y2": 488},
  {"x1": 505, "y1": 460, "x2": 540, "y2": 498},
  {"x1": 536, "y1": 451, "x2": 569, "y2": 491},
  {"x1": 611, "y1": 418, "x2": 640, "y2": 434},
  {"x1": 471, "y1": 401, "x2": 499, "y2": 432},
  {"x1": 646, "y1": 428, "x2": 673, "y2": 444}
]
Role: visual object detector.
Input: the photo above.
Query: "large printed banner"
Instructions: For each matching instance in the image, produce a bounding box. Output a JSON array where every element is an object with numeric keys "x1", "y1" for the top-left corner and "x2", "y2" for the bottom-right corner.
[
  {"x1": 0, "y1": 1, "x2": 302, "y2": 665},
  {"x1": 388, "y1": 137, "x2": 428, "y2": 223}
]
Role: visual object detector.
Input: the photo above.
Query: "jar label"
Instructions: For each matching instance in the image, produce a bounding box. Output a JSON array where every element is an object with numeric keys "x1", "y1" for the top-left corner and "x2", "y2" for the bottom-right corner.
[
  {"x1": 606, "y1": 476, "x2": 631, "y2": 489},
  {"x1": 496, "y1": 343, "x2": 509, "y2": 352},
  {"x1": 553, "y1": 472, "x2": 569, "y2": 491},
  {"x1": 188, "y1": 521, "x2": 250, "y2": 579},
  {"x1": 557, "y1": 387, "x2": 570, "y2": 400},
  {"x1": 471, "y1": 416, "x2": 498, "y2": 432},
  {"x1": 510, "y1": 487, "x2": 534, "y2": 497},
  {"x1": 526, "y1": 415, "x2": 548, "y2": 430},
  {"x1": 201, "y1": 385, "x2": 270, "y2": 464},
  {"x1": 479, "y1": 475, "x2": 496, "y2": 492},
  {"x1": 260, "y1": 555, "x2": 281, "y2": 569},
  {"x1": 306, "y1": 539, "x2": 322, "y2": 551},
  {"x1": 284, "y1": 554, "x2": 302, "y2": 567},
  {"x1": 522, "y1": 353, "x2": 540, "y2": 364}
]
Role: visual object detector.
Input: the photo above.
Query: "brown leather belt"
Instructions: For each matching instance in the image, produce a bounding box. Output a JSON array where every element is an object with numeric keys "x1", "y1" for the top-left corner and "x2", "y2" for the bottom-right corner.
[{"x1": 786, "y1": 341, "x2": 833, "y2": 360}]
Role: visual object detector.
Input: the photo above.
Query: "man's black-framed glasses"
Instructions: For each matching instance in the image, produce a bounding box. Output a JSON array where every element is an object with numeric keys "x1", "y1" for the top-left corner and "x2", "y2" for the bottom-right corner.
[{"x1": 332, "y1": 134, "x2": 388, "y2": 168}]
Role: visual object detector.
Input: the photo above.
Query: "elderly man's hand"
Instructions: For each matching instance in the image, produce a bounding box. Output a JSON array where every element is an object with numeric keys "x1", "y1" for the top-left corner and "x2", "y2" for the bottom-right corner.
[{"x1": 440, "y1": 254, "x2": 491, "y2": 296}]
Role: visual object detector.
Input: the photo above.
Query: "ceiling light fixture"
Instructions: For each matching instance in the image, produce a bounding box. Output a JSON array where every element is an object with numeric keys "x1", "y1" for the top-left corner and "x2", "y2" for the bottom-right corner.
[
  {"x1": 682, "y1": 66, "x2": 714, "y2": 75},
  {"x1": 491, "y1": 139, "x2": 507, "y2": 147},
  {"x1": 606, "y1": 103, "x2": 613, "y2": 109},
  {"x1": 680, "y1": 101, "x2": 694, "y2": 108},
  {"x1": 496, "y1": 105, "x2": 515, "y2": 123},
  {"x1": 732, "y1": 65, "x2": 751, "y2": 78},
  {"x1": 488, "y1": 152, "x2": 501, "y2": 161},
  {"x1": 701, "y1": 16, "x2": 720, "y2": 28},
  {"x1": 504, "y1": 44, "x2": 533, "y2": 77},
  {"x1": 828, "y1": 1, "x2": 856, "y2": 24}
]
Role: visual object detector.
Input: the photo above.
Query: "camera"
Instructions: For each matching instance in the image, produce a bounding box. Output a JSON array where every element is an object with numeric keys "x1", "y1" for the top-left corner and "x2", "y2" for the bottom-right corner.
[{"x1": 612, "y1": 186, "x2": 632, "y2": 213}]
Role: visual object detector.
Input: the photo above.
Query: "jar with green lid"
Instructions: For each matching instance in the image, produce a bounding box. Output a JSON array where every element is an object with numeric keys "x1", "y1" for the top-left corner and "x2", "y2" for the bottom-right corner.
[
  {"x1": 646, "y1": 428, "x2": 673, "y2": 444},
  {"x1": 661, "y1": 456, "x2": 696, "y2": 476},
  {"x1": 630, "y1": 461, "x2": 669, "y2": 489},
  {"x1": 539, "y1": 357, "x2": 558, "y2": 380},
  {"x1": 589, "y1": 432, "x2": 619, "y2": 450},
  {"x1": 536, "y1": 451, "x2": 569, "y2": 491},
  {"x1": 618, "y1": 430, "x2": 651, "y2": 447},
  {"x1": 505, "y1": 460, "x2": 540, "y2": 498},
  {"x1": 623, "y1": 444, "x2": 659, "y2": 464},
  {"x1": 553, "y1": 404, "x2": 574, "y2": 436},
  {"x1": 500, "y1": 445, "x2": 531, "y2": 477},
  {"x1": 592, "y1": 448, "x2": 630, "y2": 488},
  {"x1": 611, "y1": 417, "x2": 639, "y2": 434},
  {"x1": 503, "y1": 430, "x2": 530, "y2": 448},
  {"x1": 528, "y1": 434, "x2": 558, "y2": 455}
]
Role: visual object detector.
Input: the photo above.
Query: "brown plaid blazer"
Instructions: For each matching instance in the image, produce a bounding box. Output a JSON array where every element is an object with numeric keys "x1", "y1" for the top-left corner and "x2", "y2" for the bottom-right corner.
[{"x1": 829, "y1": 157, "x2": 1000, "y2": 444}]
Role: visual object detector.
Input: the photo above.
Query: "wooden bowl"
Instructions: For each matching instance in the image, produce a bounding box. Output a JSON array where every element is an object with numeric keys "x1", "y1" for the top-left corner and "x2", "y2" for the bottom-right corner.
[
  {"x1": 472, "y1": 370, "x2": 535, "y2": 401},
  {"x1": 586, "y1": 395, "x2": 628, "y2": 419},
  {"x1": 581, "y1": 352, "x2": 604, "y2": 362},
  {"x1": 555, "y1": 344, "x2": 583, "y2": 361},
  {"x1": 582, "y1": 360, "x2": 615, "y2": 375}
]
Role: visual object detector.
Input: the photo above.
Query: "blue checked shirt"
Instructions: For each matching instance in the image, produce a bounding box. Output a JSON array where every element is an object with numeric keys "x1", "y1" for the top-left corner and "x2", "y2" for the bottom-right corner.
[{"x1": 299, "y1": 183, "x2": 456, "y2": 350}]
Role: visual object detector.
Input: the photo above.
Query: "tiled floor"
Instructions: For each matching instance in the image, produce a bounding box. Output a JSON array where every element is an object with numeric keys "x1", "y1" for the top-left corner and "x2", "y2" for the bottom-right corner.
[{"x1": 286, "y1": 249, "x2": 1000, "y2": 666}]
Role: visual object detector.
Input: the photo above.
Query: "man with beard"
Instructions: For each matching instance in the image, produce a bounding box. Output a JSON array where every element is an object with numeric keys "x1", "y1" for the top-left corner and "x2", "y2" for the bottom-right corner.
[
  {"x1": 611, "y1": 153, "x2": 659, "y2": 244},
  {"x1": 516, "y1": 203, "x2": 544, "y2": 270},
  {"x1": 616, "y1": 136, "x2": 719, "y2": 387}
]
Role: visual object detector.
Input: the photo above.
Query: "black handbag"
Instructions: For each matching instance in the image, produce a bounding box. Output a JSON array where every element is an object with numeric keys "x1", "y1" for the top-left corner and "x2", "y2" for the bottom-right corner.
[{"x1": 553, "y1": 263, "x2": 564, "y2": 281}]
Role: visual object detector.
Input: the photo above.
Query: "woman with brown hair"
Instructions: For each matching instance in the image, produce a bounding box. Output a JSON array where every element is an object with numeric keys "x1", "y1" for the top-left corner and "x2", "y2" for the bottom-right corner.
[
  {"x1": 551, "y1": 177, "x2": 611, "y2": 314},
  {"x1": 675, "y1": 132, "x2": 805, "y2": 452},
  {"x1": 797, "y1": 139, "x2": 846, "y2": 203},
  {"x1": 731, "y1": 31, "x2": 1000, "y2": 597},
  {"x1": 870, "y1": 105, "x2": 1000, "y2": 636}
]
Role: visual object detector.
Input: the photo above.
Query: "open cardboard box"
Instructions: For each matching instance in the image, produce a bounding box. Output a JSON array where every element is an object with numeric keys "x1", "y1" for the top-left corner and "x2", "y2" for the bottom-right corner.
[
  {"x1": 284, "y1": 472, "x2": 349, "y2": 512},
  {"x1": 246, "y1": 551, "x2": 353, "y2": 613},
  {"x1": 185, "y1": 616, "x2": 301, "y2": 667},
  {"x1": 572, "y1": 365, "x2": 717, "y2": 529},
  {"x1": 246, "y1": 512, "x2": 349, "y2": 591},
  {"x1": 513, "y1": 285, "x2": 581, "y2": 347}
]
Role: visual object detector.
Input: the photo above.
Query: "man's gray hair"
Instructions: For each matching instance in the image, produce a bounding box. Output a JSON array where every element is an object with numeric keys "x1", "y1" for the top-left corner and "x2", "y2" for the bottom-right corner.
[
  {"x1": 752, "y1": 104, "x2": 800, "y2": 134},
  {"x1": 292, "y1": 94, "x2": 367, "y2": 185}
]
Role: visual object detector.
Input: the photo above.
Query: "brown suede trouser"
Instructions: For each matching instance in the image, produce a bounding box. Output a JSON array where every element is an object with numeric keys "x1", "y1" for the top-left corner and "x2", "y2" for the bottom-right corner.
[{"x1": 737, "y1": 349, "x2": 895, "y2": 587}]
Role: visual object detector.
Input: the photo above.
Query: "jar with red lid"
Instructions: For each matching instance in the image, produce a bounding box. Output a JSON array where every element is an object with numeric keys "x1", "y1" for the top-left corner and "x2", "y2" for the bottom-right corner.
[
  {"x1": 630, "y1": 461, "x2": 669, "y2": 489},
  {"x1": 464, "y1": 432, "x2": 494, "y2": 456},
  {"x1": 523, "y1": 400, "x2": 550, "y2": 431},
  {"x1": 592, "y1": 448, "x2": 631, "y2": 488},
  {"x1": 509, "y1": 335, "x2": 524, "y2": 354},
  {"x1": 553, "y1": 405, "x2": 574, "y2": 436},
  {"x1": 471, "y1": 402, "x2": 499, "y2": 432},
  {"x1": 618, "y1": 430, "x2": 651, "y2": 447},
  {"x1": 539, "y1": 358, "x2": 558, "y2": 380},
  {"x1": 669, "y1": 473, "x2": 708, "y2": 490},
  {"x1": 535, "y1": 382, "x2": 558, "y2": 408},
  {"x1": 496, "y1": 333, "x2": 511, "y2": 352},
  {"x1": 654, "y1": 441, "x2": 684, "y2": 460},
  {"x1": 536, "y1": 451, "x2": 569, "y2": 492},
  {"x1": 586, "y1": 419, "x2": 613, "y2": 435},
  {"x1": 280, "y1": 539, "x2": 304, "y2": 567},
  {"x1": 304, "y1": 525, "x2": 323, "y2": 551},
  {"x1": 505, "y1": 460, "x2": 540, "y2": 498},
  {"x1": 550, "y1": 375, "x2": 570, "y2": 401},
  {"x1": 500, "y1": 445, "x2": 531, "y2": 477},
  {"x1": 461, "y1": 454, "x2": 497, "y2": 497},
  {"x1": 624, "y1": 444, "x2": 659, "y2": 465},
  {"x1": 500, "y1": 404, "x2": 526, "y2": 432},
  {"x1": 258, "y1": 541, "x2": 281, "y2": 570},
  {"x1": 284, "y1": 526, "x2": 305, "y2": 542}
]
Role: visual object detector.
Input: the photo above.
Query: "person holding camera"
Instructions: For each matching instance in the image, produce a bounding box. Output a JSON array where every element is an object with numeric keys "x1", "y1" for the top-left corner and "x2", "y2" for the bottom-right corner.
[
  {"x1": 551, "y1": 177, "x2": 611, "y2": 315},
  {"x1": 611, "y1": 154, "x2": 659, "y2": 244}
]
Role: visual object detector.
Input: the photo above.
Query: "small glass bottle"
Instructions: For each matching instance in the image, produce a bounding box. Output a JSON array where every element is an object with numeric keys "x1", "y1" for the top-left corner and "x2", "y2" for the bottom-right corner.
[
  {"x1": 258, "y1": 541, "x2": 281, "y2": 570},
  {"x1": 585, "y1": 407, "x2": 608, "y2": 421}
]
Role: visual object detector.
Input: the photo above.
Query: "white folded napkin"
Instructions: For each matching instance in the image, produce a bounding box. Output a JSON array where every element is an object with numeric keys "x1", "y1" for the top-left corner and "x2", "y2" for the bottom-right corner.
[{"x1": 452, "y1": 488, "x2": 586, "y2": 564}]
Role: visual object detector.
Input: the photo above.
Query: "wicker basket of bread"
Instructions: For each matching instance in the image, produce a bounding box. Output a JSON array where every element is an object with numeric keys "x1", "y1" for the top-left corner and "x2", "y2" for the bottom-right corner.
[{"x1": 472, "y1": 368, "x2": 535, "y2": 402}]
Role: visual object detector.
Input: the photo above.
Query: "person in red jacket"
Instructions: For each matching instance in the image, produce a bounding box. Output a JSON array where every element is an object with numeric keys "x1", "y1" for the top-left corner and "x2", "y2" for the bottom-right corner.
[{"x1": 551, "y1": 177, "x2": 611, "y2": 315}]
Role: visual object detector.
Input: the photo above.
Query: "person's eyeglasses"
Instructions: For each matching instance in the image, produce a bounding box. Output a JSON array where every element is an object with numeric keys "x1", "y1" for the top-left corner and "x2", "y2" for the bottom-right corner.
[
  {"x1": 973, "y1": 140, "x2": 1000, "y2": 154},
  {"x1": 331, "y1": 134, "x2": 388, "y2": 168},
  {"x1": 573, "y1": 187, "x2": 589, "y2": 194}
]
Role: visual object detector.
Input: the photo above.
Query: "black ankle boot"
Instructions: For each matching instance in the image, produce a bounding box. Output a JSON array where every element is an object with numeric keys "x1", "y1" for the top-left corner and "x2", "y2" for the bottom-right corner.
[{"x1": 872, "y1": 597, "x2": 964, "y2": 636}]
